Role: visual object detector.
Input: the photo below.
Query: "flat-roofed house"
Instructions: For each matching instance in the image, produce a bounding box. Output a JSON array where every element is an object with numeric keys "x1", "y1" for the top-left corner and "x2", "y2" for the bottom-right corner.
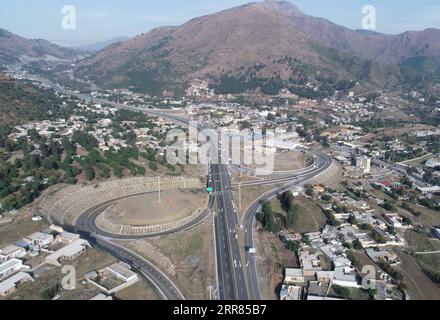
[
  {"x1": 106, "y1": 262, "x2": 138, "y2": 283},
  {"x1": 0, "y1": 245, "x2": 26, "y2": 263},
  {"x1": 0, "y1": 259, "x2": 23, "y2": 281},
  {"x1": 56, "y1": 232, "x2": 80, "y2": 244},
  {"x1": 23, "y1": 232, "x2": 54, "y2": 249},
  {"x1": 333, "y1": 267, "x2": 360, "y2": 288},
  {"x1": 0, "y1": 272, "x2": 34, "y2": 296},
  {"x1": 316, "y1": 271, "x2": 335, "y2": 284},
  {"x1": 279, "y1": 284, "x2": 302, "y2": 300},
  {"x1": 284, "y1": 268, "x2": 304, "y2": 285}
]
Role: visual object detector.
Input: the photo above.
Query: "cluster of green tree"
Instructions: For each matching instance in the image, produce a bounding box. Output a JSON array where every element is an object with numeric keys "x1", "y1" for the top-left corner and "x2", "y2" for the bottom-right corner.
[
  {"x1": 413, "y1": 107, "x2": 440, "y2": 127},
  {"x1": 0, "y1": 124, "x2": 166, "y2": 211},
  {"x1": 0, "y1": 75, "x2": 75, "y2": 148},
  {"x1": 279, "y1": 191, "x2": 300, "y2": 229},
  {"x1": 418, "y1": 198, "x2": 440, "y2": 211},
  {"x1": 212, "y1": 74, "x2": 286, "y2": 95},
  {"x1": 385, "y1": 147, "x2": 424, "y2": 163},
  {"x1": 288, "y1": 83, "x2": 334, "y2": 100},
  {"x1": 71, "y1": 131, "x2": 98, "y2": 150},
  {"x1": 424, "y1": 135, "x2": 440, "y2": 154},
  {"x1": 321, "y1": 208, "x2": 339, "y2": 227},
  {"x1": 400, "y1": 56, "x2": 440, "y2": 84},
  {"x1": 41, "y1": 283, "x2": 61, "y2": 300},
  {"x1": 400, "y1": 202, "x2": 421, "y2": 217},
  {"x1": 113, "y1": 109, "x2": 152, "y2": 127},
  {"x1": 106, "y1": 56, "x2": 180, "y2": 96},
  {"x1": 332, "y1": 285, "x2": 352, "y2": 299},
  {"x1": 284, "y1": 240, "x2": 301, "y2": 252},
  {"x1": 354, "y1": 118, "x2": 404, "y2": 133},
  {"x1": 0, "y1": 75, "x2": 61, "y2": 127},
  {"x1": 345, "y1": 187, "x2": 367, "y2": 200},
  {"x1": 346, "y1": 250, "x2": 361, "y2": 268},
  {"x1": 357, "y1": 222, "x2": 386, "y2": 245},
  {"x1": 333, "y1": 202, "x2": 349, "y2": 214},
  {"x1": 424, "y1": 269, "x2": 440, "y2": 284},
  {"x1": 256, "y1": 202, "x2": 283, "y2": 234},
  {"x1": 380, "y1": 200, "x2": 396, "y2": 211},
  {"x1": 0, "y1": 134, "x2": 64, "y2": 211},
  {"x1": 378, "y1": 261, "x2": 404, "y2": 281}
]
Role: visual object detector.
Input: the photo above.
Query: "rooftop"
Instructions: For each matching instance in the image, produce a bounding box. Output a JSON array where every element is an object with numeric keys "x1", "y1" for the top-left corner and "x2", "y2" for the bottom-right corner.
[
  {"x1": 0, "y1": 245, "x2": 23, "y2": 256},
  {"x1": 0, "y1": 259, "x2": 22, "y2": 274}
]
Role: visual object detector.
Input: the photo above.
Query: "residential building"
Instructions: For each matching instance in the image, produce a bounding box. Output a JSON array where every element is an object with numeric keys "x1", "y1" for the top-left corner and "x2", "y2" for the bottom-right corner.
[
  {"x1": 279, "y1": 284, "x2": 302, "y2": 300},
  {"x1": 365, "y1": 249, "x2": 399, "y2": 264},
  {"x1": 23, "y1": 232, "x2": 54, "y2": 249},
  {"x1": 90, "y1": 293, "x2": 113, "y2": 300},
  {"x1": 0, "y1": 272, "x2": 34, "y2": 296},
  {"x1": 0, "y1": 245, "x2": 26, "y2": 263},
  {"x1": 45, "y1": 239, "x2": 90, "y2": 267},
  {"x1": 284, "y1": 268, "x2": 304, "y2": 285},
  {"x1": 333, "y1": 267, "x2": 360, "y2": 288},
  {"x1": 0, "y1": 259, "x2": 23, "y2": 281},
  {"x1": 356, "y1": 156, "x2": 371, "y2": 174},
  {"x1": 434, "y1": 228, "x2": 440, "y2": 240},
  {"x1": 106, "y1": 262, "x2": 138, "y2": 283}
]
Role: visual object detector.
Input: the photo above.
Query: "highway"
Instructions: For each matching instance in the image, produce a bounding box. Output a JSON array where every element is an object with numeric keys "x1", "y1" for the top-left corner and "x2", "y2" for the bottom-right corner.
[
  {"x1": 75, "y1": 192, "x2": 214, "y2": 240},
  {"x1": 29, "y1": 75, "x2": 333, "y2": 300},
  {"x1": 212, "y1": 161, "x2": 248, "y2": 300},
  {"x1": 243, "y1": 153, "x2": 333, "y2": 300}
]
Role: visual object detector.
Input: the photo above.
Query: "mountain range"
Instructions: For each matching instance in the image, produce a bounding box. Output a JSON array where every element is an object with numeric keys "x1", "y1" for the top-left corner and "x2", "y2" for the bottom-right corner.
[
  {"x1": 0, "y1": 29, "x2": 77, "y2": 65},
  {"x1": 71, "y1": 37, "x2": 131, "y2": 53},
  {"x1": 1, "y1": 0, "x2": 440, "y2": 96},
  {"x1": 73, "y1": 0, "x2": 440, "y2": 96}
]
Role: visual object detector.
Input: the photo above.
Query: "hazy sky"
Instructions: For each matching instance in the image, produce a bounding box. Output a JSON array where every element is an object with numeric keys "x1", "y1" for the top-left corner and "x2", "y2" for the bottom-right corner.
[{"x1": 1, "y1": 0, "x2": 440, "y2": 46}]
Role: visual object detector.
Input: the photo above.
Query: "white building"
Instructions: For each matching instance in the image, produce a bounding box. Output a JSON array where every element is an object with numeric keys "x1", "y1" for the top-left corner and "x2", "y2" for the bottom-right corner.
[
  {"x1": 279, "y1": 284, "x2": 302, "y2": 300},
  {"x1": 434, "y1": 228, "x2": 440, "y2": 240},
  {"x1": 45, "y1": 239, "x2": 90, "y2": 267},
  {"x1": 356, "y1": 156, "x2": 371, "y2": 174},
  {"x1": 0, "y1": 272, "x2": 34, "y2": 296},
  {"x1": 106, "y1": 262, "x2": 138, "y2": 283},
  {"x1": 56, "y1": 232, "x2": 80, "y2": 244},
  {"x1": 23, "y1": 232, "x2": 54, "y2": 249},
  {"x1": 284, "y1": 268, "x2": 304, "y2": 285},
  {"x1": 0, "y1": 259, "x2": 23, "y2": 281},
  {"x1": 90, "y1": 293, "x2": 113, "y2": 300},
  {"x1": 333, "y1": 267, "x2": 360, "y2": 288},
  {"x1": 49, "y1": 225, "x2": 64, "y2": 233},
  {"x1": 0, "y1": 245, "x2": 26, "y2": 263},
  {"x1": 425, "y1": 158, "x2": 440, "y2": 168}
]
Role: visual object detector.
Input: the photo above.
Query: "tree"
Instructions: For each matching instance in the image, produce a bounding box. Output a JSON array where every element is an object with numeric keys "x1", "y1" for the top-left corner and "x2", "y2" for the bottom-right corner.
[
  {"x1": 257, "y1": 202, "x2": 283, "y2": 234},
  {"x1": 333, "y1": 285, "x2": 351, "y2": 299},
  {"x1": 83, "y1": 165, "x2": 95, "y2": 181},
  {"x1": 347, "y1": 214, "x2": 358, "y2": 225},
  {"x1": 126, "y1": 130, "x2": 137, "y2": 145},
  {"x1": 286, "y1": 203, "x2": 299, "y2": 229},
  {"x1": 353, "y1": 239, "x2": 363, "y2": 250},
  {"x1": 285, "y1": 240, "x2": 301, "y2": 252}
]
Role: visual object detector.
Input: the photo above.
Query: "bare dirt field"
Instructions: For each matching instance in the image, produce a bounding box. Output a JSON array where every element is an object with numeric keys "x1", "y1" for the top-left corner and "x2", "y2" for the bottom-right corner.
[
  {"x1": 0, "y1": 217, "x2": 47, "y2": 247},
  {"x1": 255, "y1": 229, "x2": 298, "y2": 300},
  {"x1": 271, "y1": 196, "x2": 327, "y2": 234},
  {"x1": 397, "y1": 252, "x2": 440, "y2": 300},
  {"x1": 233, "y1": 185, "x2": 274, "y2": 218},
  {"x1": 146, "y1": 220, "x2": 216, "y2": 299},
  {"x1": 115, "y1": 279, "x2": 160, "y2": 300},
  {"x1": 105, "y1": 189, "x2": 207, "y2": 226},
  {"x1": 244, "y1": 151, "x2": 307, "y2": 172}
]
